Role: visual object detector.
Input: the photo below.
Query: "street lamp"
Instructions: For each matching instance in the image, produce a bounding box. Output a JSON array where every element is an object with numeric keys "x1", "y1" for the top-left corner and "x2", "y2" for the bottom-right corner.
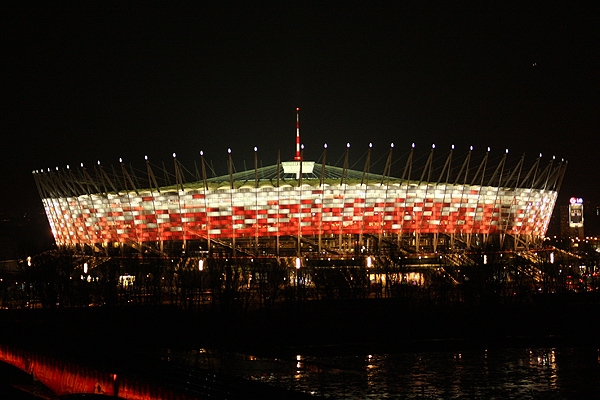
[{"x1": 295, "y1": 257, "x2": 302, "y2": 301}]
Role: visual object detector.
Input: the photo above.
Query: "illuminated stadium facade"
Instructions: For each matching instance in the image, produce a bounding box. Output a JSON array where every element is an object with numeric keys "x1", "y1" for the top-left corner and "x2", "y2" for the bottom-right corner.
[{"x1": 33, "y1": 143, "x2": 566, "y2": 258}]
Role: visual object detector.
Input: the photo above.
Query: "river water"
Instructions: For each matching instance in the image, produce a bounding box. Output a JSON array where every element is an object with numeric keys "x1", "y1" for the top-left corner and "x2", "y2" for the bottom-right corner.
[{"x1": 171, "y1": 346, "x2": 600, "y2": 398}]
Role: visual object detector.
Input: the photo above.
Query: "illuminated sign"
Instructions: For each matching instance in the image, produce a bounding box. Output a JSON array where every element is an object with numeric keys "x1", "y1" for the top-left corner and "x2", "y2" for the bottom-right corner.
[{"x1": 569, "y1": 201, "x2": 584, "y2": 228}]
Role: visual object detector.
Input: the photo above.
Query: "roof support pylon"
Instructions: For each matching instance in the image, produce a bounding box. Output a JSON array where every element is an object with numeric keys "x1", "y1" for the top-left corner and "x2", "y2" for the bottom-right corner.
[
  {"x1": 401, "y1": 143, "x2": 415, "y2": 182},
  {"x1": 437, "y1": 145, "x2": 454, "y2": 183},
  {"x1": 361, "y1": 143, "x2": 372, "y2": 186},
  {"x1": 454, "y1": 147, "x2": 472, "y2": 185}
]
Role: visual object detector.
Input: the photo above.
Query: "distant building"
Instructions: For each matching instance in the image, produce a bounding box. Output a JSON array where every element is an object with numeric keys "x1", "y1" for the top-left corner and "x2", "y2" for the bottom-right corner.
[
  {"x1": 585, "y1": 202, "x2": 600, "y2": 237},
  {"x1": 553, "y1": 197, "x2": 600, "y2": 239},
  {"x1": 549, "y1": 203, "x2": 569, "y2": 238}
]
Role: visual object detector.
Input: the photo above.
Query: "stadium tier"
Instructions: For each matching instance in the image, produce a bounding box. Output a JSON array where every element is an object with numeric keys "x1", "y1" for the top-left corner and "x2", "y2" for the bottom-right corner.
[{"x1": 33, "y1": 146, "x2": 566, "y2": 255}]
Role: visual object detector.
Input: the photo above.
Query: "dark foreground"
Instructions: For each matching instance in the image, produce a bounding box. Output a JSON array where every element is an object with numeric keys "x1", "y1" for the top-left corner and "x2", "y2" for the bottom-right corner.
[
  {"x1": 0, "y1": 361, "x2": 58, "y2": 399},
  {"x1": 2, "y1": 294, "x2": 600, "y2": 398},
  {"x1": 3, "y1": 294, "x2": 600, "y2": 356}
]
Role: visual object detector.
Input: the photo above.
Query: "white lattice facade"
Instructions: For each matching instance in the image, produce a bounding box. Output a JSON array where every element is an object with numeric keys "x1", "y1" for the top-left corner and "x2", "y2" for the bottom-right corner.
[{"x1": 42, "y1": 182, "x2": 557, "y2": 246}]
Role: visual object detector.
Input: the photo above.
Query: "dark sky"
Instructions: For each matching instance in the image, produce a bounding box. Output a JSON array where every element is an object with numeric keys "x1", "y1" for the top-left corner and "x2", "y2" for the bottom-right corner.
[{"x1": 1, "y1": 2, "x2": 599, "y2": 216}]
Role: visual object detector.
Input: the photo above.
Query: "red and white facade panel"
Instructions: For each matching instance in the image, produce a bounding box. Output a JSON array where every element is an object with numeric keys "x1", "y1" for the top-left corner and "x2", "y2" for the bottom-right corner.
[{"x1": 42, "y1": 183, "x2": 557, "y2": 246}]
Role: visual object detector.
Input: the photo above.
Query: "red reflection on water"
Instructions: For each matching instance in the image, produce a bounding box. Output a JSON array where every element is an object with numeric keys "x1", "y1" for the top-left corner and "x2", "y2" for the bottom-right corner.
[{"x1": 0, "y1": 345, "x2": 197, "y2": 399}]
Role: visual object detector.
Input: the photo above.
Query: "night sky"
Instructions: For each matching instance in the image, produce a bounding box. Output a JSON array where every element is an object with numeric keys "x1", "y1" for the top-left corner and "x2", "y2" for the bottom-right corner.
[{"x1": 1, "y1": 2, "x2": 599, "y2": 218}]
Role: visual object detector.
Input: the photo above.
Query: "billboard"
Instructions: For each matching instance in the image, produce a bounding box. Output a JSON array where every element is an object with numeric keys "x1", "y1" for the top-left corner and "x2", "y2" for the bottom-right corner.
[{"x1": 569, "y1": 197, "x2": 584, "y2": 228}]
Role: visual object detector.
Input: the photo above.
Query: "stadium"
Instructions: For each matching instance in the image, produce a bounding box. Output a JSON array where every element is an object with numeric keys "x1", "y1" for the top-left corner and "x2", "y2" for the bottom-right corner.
[{"x1": 32, "y1": 138, "x2": 566, "y2": 260}]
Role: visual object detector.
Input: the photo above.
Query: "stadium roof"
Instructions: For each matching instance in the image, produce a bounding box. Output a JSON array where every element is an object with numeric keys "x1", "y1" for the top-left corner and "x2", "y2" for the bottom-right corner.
[
  {"x1": 33, "y1": 148, "x2": 567, "y2": 199},
  {"x1": 209, "y1": 163, "x2": 384, "y2": 183}
]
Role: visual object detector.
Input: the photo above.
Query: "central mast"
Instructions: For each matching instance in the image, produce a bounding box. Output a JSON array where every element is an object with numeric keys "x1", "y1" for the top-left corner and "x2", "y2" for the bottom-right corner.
[
  {"x1": 294, "y1": 107, "x2": 301, "y2": 161},
  {"x1": 282, "y1": 107, "x2": 314, "y2": 178}
]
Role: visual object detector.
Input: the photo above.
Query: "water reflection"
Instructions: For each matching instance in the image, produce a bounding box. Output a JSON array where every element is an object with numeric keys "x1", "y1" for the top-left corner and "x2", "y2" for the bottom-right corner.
[{"x1": 169, "y1": 347, "x2": 600, "y2": 398}]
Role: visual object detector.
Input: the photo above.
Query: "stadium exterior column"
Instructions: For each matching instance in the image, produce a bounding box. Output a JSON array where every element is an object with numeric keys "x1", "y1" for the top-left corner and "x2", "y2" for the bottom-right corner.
[
  {"x1": 254, "y1": 147, "x2": 259, "y2": 254},
  {"x1": 173, "y1": 153, "x2": 187, "y2": 250},
  {"x1": 276, "y1": 149, "x2": 281, "y2": 257},
  {"x1": 379, "y1": 144, "x2": 393, "y2": 248},
  {"x1": 490, "y1": 150, "x2": 508, "y2": 247},
  {"x1": 228, "y1": 148, "x2": 235, "y2": 256},
  {"x1": 458, "y1": 147, "x2": 473, "y2": 249},
  {"x1": 360, "y1": 143, "x2": 372, "y2": 250},
  {"x1": 298, "y1": 147, "x2": 303, "y2": 257},
  {"x1": 417, "y1": 144, "x2": 435, "y2": 252},
  {"x1": 340, "y1": 143, "x2": 350, "y2": 250},
  {"x1": 144, "y1": 156, "x2": 162, "y2": 251},
  {"x1": 318, "y1": 144, "x2": 327, "y2": 254},
  {"x1": 118, "y1": 160, "x2": 139, "y2": 247},
  {"x1": 200, "y1": 151, "x2": 211, "y2": 254}
]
